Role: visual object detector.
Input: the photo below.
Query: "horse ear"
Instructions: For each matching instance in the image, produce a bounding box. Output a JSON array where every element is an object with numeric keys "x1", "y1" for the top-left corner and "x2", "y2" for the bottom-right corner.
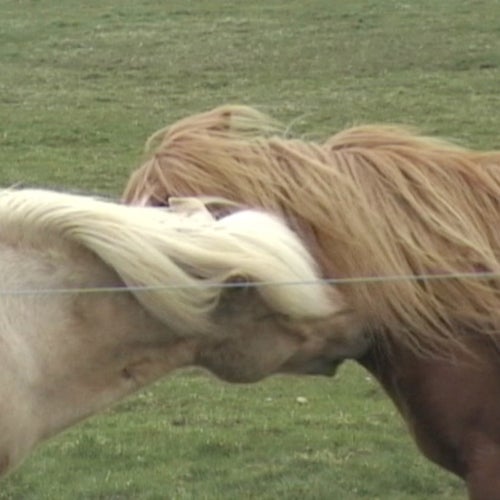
[
  {"x1": 168, "y1": 197, "x2": 206, "y2": 211},
  {"x1": 210, "y1": 108, "x2": 233, "y2": 133},
  {"x1": 168, "y1": 197, "x2": 214, "y2": 222}
]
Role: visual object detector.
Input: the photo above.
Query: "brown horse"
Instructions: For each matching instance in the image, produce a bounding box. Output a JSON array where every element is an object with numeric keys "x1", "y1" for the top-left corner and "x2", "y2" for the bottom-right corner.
[{"x1": 124, "y1": 105, "x2": 500, "y2": 500}]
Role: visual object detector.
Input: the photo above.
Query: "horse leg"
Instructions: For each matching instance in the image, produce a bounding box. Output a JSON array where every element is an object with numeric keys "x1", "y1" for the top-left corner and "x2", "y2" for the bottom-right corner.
[
  {"x1": 465, "y1": 434, "x2": 500, "y2": 500},
  {"x1": 0, "y1": 366, "x2": 38, "y2": 477}
]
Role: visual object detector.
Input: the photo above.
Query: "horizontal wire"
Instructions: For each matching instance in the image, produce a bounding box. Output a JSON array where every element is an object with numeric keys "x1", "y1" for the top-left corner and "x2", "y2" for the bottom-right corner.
[{"x1": 1, "y1": 270, "x2": 499, "y2": 297}]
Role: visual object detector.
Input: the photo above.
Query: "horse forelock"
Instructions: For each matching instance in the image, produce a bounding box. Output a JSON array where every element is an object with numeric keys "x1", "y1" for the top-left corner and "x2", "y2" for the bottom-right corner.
[{"x1": 123, "y1": 105, "x2": 500, "y2": 357}]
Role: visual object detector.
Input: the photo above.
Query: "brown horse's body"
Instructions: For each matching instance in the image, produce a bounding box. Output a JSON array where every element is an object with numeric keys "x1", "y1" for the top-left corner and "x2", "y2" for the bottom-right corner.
[{"x1": 123, "y1": 105, "x2": 500, "y2": 498}]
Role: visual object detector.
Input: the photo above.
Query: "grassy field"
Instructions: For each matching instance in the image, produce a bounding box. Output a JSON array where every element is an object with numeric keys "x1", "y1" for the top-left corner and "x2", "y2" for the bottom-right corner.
[{"x1": 1, "y1": 0, "x2": 499, "y2": 498}]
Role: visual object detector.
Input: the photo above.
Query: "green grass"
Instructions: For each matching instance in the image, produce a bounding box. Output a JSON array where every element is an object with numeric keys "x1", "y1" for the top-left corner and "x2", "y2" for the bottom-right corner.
[
  {"x1": 0, "y1": 366, "x2": 463, "y2": 499},
  {"x1": 2, "y1": 0, "x2": 499, "y2": 497}
]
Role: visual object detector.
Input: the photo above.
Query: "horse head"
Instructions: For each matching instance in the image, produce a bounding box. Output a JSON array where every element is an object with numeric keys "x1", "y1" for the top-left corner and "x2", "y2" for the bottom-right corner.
[
  {"x1": 195, "y1": 280, "x2": 368, "y2": 383},
  {"x1": 161, "y1": 203, "x2": 370, "y2": 383}
]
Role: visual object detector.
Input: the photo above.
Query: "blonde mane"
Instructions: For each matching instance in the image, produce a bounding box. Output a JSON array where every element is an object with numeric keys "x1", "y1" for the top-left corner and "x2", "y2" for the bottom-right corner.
[
  {"x1": 0, "y1": 189, "x2": 335, "y2": 334},
  {"x1": 123, "y1": 105, "x2": 500, "y2": 356}
]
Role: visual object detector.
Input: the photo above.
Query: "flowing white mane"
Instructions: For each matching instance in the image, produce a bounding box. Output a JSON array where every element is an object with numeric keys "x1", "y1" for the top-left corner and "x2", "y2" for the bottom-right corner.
[{"x1": 0, "y1": 189, "x2": 334, "y2": 333}]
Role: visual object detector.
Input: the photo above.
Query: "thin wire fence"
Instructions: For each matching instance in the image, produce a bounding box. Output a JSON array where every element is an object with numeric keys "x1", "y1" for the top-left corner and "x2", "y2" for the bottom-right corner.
[{"x1": 1, "y1": 270, "x2": 499, "y2": 297}]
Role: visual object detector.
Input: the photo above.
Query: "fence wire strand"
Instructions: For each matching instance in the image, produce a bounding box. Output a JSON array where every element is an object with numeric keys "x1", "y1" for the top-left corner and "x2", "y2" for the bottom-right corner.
[{"x1": 1, "y1": 270, "x2": 500, "y2": 297}]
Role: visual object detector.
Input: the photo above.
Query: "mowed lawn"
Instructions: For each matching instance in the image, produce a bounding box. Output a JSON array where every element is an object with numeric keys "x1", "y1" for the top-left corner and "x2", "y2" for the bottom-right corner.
[{"x1": 1, "y1": 0, "x2": 499, "y2": 498}]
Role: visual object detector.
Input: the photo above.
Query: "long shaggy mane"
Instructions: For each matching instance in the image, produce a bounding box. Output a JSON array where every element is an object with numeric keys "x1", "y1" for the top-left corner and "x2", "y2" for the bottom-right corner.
[
  {"x1": 123, "y1": 105, "x2": 500, "y2": 356},
  {"x1": 0, "y1": 188, "x2": 335, "y2": 334}
]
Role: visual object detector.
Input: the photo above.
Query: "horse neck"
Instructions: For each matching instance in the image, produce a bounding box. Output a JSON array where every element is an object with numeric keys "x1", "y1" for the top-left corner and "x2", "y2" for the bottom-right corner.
[{"x1": 0, "y1": 239, "x2": 195, "y2": 473}]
